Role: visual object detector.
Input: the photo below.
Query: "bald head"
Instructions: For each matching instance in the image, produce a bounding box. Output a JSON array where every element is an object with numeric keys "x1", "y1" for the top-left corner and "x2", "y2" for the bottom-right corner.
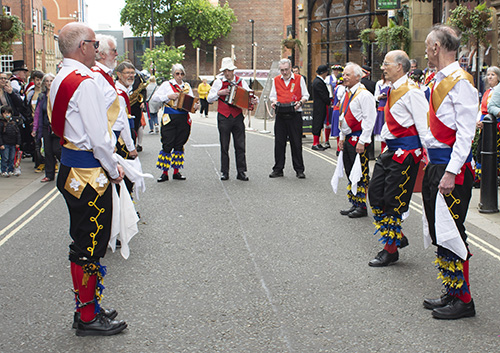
[
  {"x1": 58, "y1": 22, "x2": 97, "y2": 68},
  {"x1": 427, "y1": 25, "x2": 461, "y2": 53}
]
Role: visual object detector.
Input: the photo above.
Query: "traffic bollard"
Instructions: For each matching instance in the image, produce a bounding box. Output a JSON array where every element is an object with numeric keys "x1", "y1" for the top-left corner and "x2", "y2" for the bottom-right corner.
[{"x1": 479, "y1": 114, "x2": 499, "y2": 213}]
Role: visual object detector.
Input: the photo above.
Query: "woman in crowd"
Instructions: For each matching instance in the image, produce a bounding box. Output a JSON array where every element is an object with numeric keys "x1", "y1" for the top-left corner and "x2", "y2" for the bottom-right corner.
[
  {"x1": 33, "y1": 73, "x2": 59, "y2": 182},
  {"x1": 475, "y1": 66, "x2": 500, "y2": 187}
]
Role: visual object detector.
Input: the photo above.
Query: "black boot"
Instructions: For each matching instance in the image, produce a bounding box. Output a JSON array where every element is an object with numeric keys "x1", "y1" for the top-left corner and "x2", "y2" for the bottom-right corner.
[{"x1": 75, "y1": 312, "x2": 127, "y2": 336}]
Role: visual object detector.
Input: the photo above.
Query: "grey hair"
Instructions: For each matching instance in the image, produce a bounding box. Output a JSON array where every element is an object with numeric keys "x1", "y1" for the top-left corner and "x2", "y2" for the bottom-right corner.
[
  {"x1": 410, "y1": 59, "x2": 417, "y2": 66},
  {"x1": 486, "y1": 66, "x2": 500, "y2": 86},
  {"x1": 41, "y1": 73, "x2": 55, "y2": 93},
  {"x1": 428, "y1": 25, "x2": 461, "y2": 53},
  {"x1": 279, "y1": 58, "x2": 292, "y2": 68},
  {"x1": 115, "y1": 61, "x2": 135, "y2": 74},
  {"x1": 95, "y1": 34, "x2": 117, "y2": 60},
  {"x1": 345, "y1": 62, "x2": 363, "y2": 78},
  {"x1": 58, "y1": 23, "x2": 90, "y2": 56},
  {"x1": 171, "y1": 64, "x2": 186, "y2": 75},
  {"x1": 394, "y1": 53, "x2": 411, "y2": 73}
]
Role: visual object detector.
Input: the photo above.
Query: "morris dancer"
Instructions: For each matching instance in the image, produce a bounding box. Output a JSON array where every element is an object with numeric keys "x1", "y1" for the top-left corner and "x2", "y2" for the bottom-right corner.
[
  {"x1": 338, "y1": 62, "x2": 376, "y2": 218},
  {"x1": 50, "y1": 22, "x2": 127, "y2": 336},
  {"x1": 367, "y1": 50, "x2": 428, "y2": 267},
  {"x1": 422, "y1": 25, "x2": 478, "y2": 320}
]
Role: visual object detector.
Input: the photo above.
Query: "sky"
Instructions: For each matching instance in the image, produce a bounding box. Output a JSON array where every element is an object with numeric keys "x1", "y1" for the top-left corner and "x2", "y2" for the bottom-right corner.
[{"x1": 86, "y1": 0, "x2": 126, "y2": 30}]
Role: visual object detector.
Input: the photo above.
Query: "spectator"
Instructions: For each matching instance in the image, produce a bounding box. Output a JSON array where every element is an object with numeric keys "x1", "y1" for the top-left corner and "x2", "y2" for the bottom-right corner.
[
  {"x1": 197, "y1": 78, "x2": 211, "y2": 118},
  {"x1": 0, "y1": 105, "x2": 21, "y2": 177}
]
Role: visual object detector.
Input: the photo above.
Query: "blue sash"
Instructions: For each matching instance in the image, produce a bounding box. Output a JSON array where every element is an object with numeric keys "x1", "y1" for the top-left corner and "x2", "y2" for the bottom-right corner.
[
  {"x1": 385, "y1": 135, "x2": 422, "y2": 151},
  {"x1": 61, "y1": 146, "x2": 101, "y2": 168},
  {"x1": 428, "y1": 148, "x2": 472, "y2": 165},
  {"x1": 163, "y1": 107, "x2": 188, "y2": 115}
]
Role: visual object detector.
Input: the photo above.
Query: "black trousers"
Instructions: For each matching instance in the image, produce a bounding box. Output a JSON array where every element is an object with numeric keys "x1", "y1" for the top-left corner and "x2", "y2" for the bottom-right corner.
[
  {"x1": 422, "y1": 163, "x2": 473, "y2": 248},
  {"x1": 57, "y1": 164, "x2": 113, "y2": 262},
  {"x1": 160, "y1": 114, "x2": 191, "y2": 153},
  {"x1": 217, "y1": 113, "x2": 246, "y2": 174},
  {"x1": 273, "y1": 112, "x2": 304, "y2": 173},
  {"x1": 312, "y1": 112, "x2": 324, "y2": 137},
  {"x1": 342, "y1": 140, "x2": 369, "y2": 207},
  {"x1": 200, "y1": 98, "x2": 209, "y2": 116},
  {"x1": 368, "y1": 151, "x2": 419, "y2": 217},
  {"x1": 42, "y1": 127, "x2": 61, "y2": 180}
]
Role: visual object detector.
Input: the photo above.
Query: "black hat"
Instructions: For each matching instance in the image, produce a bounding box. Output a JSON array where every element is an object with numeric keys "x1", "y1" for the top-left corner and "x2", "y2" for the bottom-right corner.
[
  {"x1": 12, "y1": 60, "x2": 28, "y2": 73},
  {"x1": 316, "y1": 64, "x2": 329, "y2": 75}
]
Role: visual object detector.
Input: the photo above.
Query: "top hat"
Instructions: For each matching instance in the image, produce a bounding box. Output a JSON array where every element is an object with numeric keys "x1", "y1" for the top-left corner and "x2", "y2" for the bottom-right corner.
[
  {"x1": 219, "y1": 57, "x2": 237, "y2": 72},
  {"x1": 12, "y1": 60, "x2": 28, "y2": 73},
  {"x1": 316, "y1": 64, "x2": 329, "y2": 75}
]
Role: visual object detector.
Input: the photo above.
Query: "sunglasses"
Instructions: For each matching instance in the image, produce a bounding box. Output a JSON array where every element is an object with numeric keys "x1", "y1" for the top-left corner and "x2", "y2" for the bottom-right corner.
[
  {"x1": 79, "y1": 40, "x2": 100, "y2": 50},
  {"x1": 174, "y1": 72, "x2": 185, "y2": 76}
]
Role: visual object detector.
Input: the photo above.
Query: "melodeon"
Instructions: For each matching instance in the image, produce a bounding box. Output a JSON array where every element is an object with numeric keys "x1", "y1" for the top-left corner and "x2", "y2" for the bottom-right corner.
[
  {"x1": 176, "y1": 91, "x2": 199, "y2": 113},
  {"x1": 225, "y1": 85, "x2": 255, "y2": 111}
]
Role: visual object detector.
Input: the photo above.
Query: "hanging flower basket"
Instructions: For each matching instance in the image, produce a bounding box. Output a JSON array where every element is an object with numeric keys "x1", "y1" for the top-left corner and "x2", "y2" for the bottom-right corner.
[{"x1": 0, "y1": 16, "x2": 13, "y2": 32}]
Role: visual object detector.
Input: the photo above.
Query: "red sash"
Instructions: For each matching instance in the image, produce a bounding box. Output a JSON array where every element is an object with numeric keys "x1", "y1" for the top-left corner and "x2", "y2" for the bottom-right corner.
[
  {"x1": 428, "y1": 87, "x2": 457, "y2": 147},
  {"x1": 92, "y1": 66, "x2": 116, "y2": 89},
  {"x1": 51, "y1": 70, "x2": 92, "y2": 143},
  {"x1": 385, "y1": 90, "x2": 418, "y2": 138},
  {"x1": 117, "y1": 89, "x2": 131, "y2": 114},
  {"x1": 480, "y1": 88, "x2": 491, "y2": 115}
]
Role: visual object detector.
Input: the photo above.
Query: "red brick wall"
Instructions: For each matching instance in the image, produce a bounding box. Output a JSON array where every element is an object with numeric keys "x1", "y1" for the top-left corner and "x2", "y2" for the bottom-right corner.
[{"x1": 42, "y1": 0, "x2": 79, "y2": 35}]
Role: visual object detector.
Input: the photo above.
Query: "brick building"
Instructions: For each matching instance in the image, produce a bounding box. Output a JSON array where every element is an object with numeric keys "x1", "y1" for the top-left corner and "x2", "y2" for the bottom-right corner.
[{"x1": 42, "y1": 0, "x2": 87, "y2": 34}]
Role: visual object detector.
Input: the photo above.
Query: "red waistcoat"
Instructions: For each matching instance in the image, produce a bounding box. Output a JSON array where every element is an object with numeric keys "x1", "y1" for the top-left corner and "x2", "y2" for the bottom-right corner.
[
  {"x1": 274, "y1": 74, "x2": 302, "y2": 103},
  {"x1": 218, "y1": 77, "x2": 243, "y2": 118}
]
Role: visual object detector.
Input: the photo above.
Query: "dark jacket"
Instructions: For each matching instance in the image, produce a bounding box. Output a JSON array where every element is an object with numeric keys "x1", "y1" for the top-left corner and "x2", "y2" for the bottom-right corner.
[
  {"x1": 312, "y1": 76, "x2": 330, "y2": 121},
  {"x1": 361, "y1": 78, "x2": 376, "y2": 95},
  {"x1": 0, "y1": 118, "x2": 22, "y2": 146}
]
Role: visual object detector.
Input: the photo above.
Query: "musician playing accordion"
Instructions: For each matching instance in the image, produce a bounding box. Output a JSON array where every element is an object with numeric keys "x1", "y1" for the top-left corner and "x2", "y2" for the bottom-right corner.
[
  {"x1": 207, "y1": 57, "x2": 258, "y2": 181},
  {"x1": 151, "y1": 64, "x2": 199, "y2": 183}
]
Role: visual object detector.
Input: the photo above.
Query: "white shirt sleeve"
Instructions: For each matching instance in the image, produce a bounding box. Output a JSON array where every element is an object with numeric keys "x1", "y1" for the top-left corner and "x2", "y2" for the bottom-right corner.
[
  {"x1": 300, "y1": 76, "x2": 310, "y2": 101},
  {"x1": 74, "y1": 79, "x2": 119, "y2": 179},
  {"x1": 446, "y1": 80, "x2": 479, "y2": 174},
  {"x1": 269, "y1": 78, "x2": 277, "y2": 103},
  {"x1": 207, "y1": 79, "x2": 223, "y2": 103},
  {"x1": 150, "y1": 81, "x2": 173, "y2": 106},
  {"x1": 357, "y1": 91, "x2": 377, "y2": 145}
]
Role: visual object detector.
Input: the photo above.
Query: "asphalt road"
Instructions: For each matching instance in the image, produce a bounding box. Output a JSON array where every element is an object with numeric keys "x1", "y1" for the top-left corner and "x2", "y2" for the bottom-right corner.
[{"x1": 1, "y1": 117, "x2": 500, "y2": 352}]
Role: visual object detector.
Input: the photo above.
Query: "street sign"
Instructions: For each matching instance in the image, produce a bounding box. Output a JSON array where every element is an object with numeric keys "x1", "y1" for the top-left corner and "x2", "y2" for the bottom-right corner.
[
  {"x1": 376, "y1": 0, "x2": 400, "y2": 10},
  {"x1": 302, "y1": 101, "x2": 313, "y2": 134}
]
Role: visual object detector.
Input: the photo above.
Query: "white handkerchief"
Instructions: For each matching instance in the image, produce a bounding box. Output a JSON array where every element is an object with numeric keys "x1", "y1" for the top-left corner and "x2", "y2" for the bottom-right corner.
[
  {"x1": 331, "y1": 151, "x2": 344, "y2": 194},
  {"x1": 435, "y1": 192, "x2": 468, "y2": 260},
  {"x1": 349, "y1": 154, "x2": 362, "y2": 196}
]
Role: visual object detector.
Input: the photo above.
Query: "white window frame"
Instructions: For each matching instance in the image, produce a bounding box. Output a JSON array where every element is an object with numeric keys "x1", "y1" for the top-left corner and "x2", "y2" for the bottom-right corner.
[{"x1": 1, "y1": 55, "x2": 14, "y2": 73}]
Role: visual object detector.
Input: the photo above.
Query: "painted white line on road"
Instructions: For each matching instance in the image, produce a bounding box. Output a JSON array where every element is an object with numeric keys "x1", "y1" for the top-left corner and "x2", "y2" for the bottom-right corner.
[
  {"x1": 191, "y1": 144, "x2": 220, "y2": 148},
  {"x1": 0, "y1": 187, "x2": 58, "y2": 238},
  {"x1": 0, "y1": 191, "x2": 60, "y2": 248}
]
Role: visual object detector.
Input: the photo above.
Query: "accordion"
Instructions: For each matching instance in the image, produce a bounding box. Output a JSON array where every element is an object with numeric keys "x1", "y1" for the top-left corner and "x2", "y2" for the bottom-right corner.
[
  {"x1": 225, "y1": 85, "x2": 254, "y2": 111},
  {"x1": 275, "y1": 102, "x2": 296, "y2": 114},
  {"x1": 176, "y1": 92, "x2": 199, "y2": 113}
]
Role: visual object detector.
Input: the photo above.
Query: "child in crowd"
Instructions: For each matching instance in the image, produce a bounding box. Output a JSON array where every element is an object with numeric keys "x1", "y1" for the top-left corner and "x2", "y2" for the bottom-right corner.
[{"x1": 0, "y1": 105, "x2": 21, "y2": 177}]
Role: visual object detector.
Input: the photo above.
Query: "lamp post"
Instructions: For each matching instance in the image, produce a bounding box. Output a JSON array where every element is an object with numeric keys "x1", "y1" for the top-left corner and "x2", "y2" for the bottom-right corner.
[
  {"x1": 249, "y1": 19, "x2": 254, "y2": 71},
  {"x1": 150, "y1": 0, "x2": 155, "y2": 49}
]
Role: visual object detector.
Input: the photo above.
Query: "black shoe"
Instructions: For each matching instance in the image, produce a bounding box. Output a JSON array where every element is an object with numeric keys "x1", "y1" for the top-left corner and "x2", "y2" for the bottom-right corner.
[
  {"x1": 368, "y1": 249, "x2": 399, "y2": 267},
  {"x1": 221, "y1": 173, "x2": 229, "y2": 180},
  {"x1": 73, "y1": 308, "x2": 118, "y2": 329},
  {"x1": 172, "y1": 172, "x2": 186, "y2": 180},
  {"x1": 269, "y1": 171, "x2": 284, "y2": 178},
  {"x1": 340, "y1": 205, "x2": 356, "y2": 216},
  {"x1": 423, "y1": 293, "x2": 454, "y2": 310},
  {"x1": 348, "y1": 207, "x2": 368, "y2": 218},
  {"x1": 116, "y1": 239, "x2": 121, "y2": 248},
  {"x1": 237, "y1": 172, "x2": 249, "y2": 181},
  {"x1": 432, "y1": 297, "x2": 476, "y2": 320},
  {"x1": 398, "y1": 235, "x2": 409, "y2": 249},
  {"x1": 75, "y1": 313, "x2": 127, "y2": 336},
  {"x1": 324, "y1": 142, "x2": 331, "y2": 149},
  {"x1": 296, "y1": 172, "x2": 306, "y2": 179},
  {"x1": 136, "y1": 145, "x2": 143, "y2": 152},
  {"x1": 157, "y1": 173, "x2": 169, "y2": 182},
  {"x1": 312, "y1": 144, "x2": 325, "y2": 151}
]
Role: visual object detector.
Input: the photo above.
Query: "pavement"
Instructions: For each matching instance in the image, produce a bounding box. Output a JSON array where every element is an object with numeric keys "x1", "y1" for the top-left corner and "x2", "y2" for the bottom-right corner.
[{"x1": 2, "y1": 110, "x2": 499, "y2": 240}]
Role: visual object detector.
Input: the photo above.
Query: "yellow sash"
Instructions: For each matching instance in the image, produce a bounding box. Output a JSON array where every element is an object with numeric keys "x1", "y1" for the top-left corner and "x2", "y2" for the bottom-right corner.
[
  {"x1": 431, "y1": 69, "x2": 474, "y2": 113},
  {"x1": 388, "y1": 80, "x2": 418, "y2": 109}
]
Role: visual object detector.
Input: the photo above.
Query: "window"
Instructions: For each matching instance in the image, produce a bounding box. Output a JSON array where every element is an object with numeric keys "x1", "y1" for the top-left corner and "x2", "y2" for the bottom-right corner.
[
  {"x1": 1, "y1": 55, "x2": 14, "y2": 73},
  {"x1": 3, "y1": 6, "x2": 11, "y2": 16}
]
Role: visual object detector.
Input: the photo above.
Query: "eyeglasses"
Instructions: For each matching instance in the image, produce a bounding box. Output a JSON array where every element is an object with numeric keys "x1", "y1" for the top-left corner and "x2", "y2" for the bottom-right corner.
[
  {"x1": 381, "y1": 62, "x2": 397, "y2": 67},
  {"x1": 110, "y1": 48, "x2": 118, "y2": 53},
  {"x1": 79, "y1": 40, "x2": 100, "y2": 49},
  {"x1": 174, "y1": 72, "x2": 185, "y2": 76},
  {"x1": 0, "y1": 77, "x2": 7, "y2": 80}
]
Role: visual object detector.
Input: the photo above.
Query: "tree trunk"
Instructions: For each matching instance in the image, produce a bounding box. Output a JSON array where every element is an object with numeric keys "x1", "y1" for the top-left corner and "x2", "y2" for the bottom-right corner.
[{"x1": 170, "y1": 27, "x2": 176, "y2": 47}]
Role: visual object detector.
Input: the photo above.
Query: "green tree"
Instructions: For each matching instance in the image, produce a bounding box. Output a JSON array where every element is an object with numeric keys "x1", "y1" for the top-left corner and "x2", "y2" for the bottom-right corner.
[
  {"x1": 140, "y1": 43, "x2": 185, "y2": 81},
  {"x1": 0, "y1": 15, "x2": 24, "y2": 55},
  {"x1": 120, "y1": 0, "x2": 237, "y2": 48}
]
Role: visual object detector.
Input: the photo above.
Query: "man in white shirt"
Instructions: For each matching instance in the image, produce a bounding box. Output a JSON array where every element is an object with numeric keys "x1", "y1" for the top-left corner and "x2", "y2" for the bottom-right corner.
[
  {"x1": 338, "y1": 62, "x2": 376, "y2": 218},
  {"x1": 367, "y1": 50, "x2": 428, "y2": 267},
  {"x1": 421, "y1": 25, "x2": 478, "y2": 320},
  {"x1": 50, "y1": 22, "x2": 127, "y2": 336}
]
